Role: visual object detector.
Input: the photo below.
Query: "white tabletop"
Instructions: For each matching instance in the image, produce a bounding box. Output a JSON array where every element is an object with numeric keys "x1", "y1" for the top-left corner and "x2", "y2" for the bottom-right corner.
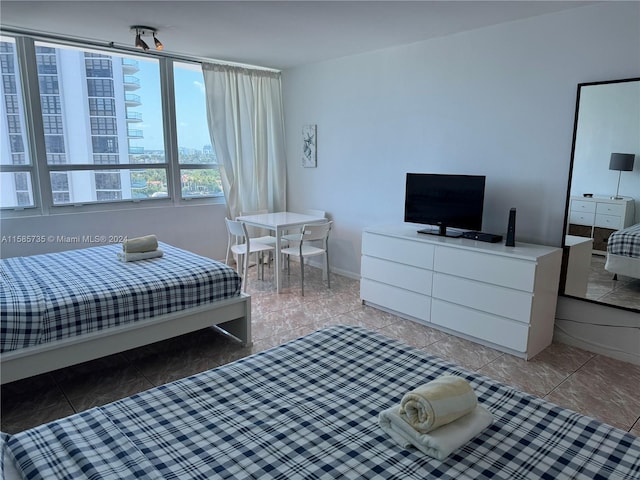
[{"x1": 236, "y1": 212, "x2": 325, "y2": 229}]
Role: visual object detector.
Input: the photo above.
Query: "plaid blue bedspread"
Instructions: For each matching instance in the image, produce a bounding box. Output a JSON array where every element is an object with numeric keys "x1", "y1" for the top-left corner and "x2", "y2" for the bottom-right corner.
[
  {"x1": 5, "y1": 326, "x2": 640, "y2": 479},
  {"x1": 608, "y1": 223, "x2": 640, "y2": 257},
  {"x1": 0, "y1": 243, "x2": 241, "y2": 353}
]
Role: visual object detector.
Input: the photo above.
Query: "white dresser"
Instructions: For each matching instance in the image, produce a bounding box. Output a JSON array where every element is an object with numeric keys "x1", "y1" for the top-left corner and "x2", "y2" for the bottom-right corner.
[
  {"x1": 360, "y1": 225, "x2": 562, "y2": 359},
  {"x1": 568, "y1": 196, "x2": 635, "y2": 253}
]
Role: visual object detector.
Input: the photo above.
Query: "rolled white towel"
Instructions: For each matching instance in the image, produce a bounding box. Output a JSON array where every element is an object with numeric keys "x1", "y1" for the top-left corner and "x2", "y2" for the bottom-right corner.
[
  {"x1": 378, "y1": 404, "x2": 493, "y2": 460},
  {"x1": 399, "y1": 375, "x2": 477, "y2": 433},
  {"x1": 122, "y1": 235, "x2": 159, "y2": 254},
  {"x1": 117, "y1": 249, "x2": 164, "y2": 262}
]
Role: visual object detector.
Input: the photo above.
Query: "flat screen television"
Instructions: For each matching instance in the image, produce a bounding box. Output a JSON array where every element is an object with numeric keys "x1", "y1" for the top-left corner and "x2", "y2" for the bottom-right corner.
[{"x1": 404, "y1": 173, "x2": 485, "y2": 237}]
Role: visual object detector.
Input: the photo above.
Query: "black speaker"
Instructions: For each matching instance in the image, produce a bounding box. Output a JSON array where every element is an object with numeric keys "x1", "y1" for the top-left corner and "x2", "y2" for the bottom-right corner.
[{"x1": 506, "y1": 208, "x2": 516, "y2": 247}]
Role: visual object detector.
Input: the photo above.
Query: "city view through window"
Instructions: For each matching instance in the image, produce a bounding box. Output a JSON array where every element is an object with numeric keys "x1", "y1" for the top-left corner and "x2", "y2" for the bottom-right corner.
[{"x1": 0, "y1": 37, "x2": 222, "y2": 209}]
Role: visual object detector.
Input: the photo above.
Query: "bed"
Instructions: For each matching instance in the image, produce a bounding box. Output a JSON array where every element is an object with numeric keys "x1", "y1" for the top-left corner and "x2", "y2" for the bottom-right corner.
[
  {"x1": 2, "y1": 325, "x2": 639, "y2": 479},
  {"x1": 0, "y1": 242, "x2": 250, "y2": 384},
  {"x1": 606, "y1": 223, "x2": 640, "y2": 279}
]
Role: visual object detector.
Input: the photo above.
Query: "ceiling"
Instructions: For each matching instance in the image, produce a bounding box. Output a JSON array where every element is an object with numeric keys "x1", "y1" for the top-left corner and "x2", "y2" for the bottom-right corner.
[{"x1": 1, "y1": 1, "x2": 593, "y2": 70}]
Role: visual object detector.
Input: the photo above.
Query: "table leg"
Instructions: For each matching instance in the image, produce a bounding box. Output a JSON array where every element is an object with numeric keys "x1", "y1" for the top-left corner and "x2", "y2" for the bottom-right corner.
[{"x1": 275, "y1": 227, "x2": 282, "y2": 293}]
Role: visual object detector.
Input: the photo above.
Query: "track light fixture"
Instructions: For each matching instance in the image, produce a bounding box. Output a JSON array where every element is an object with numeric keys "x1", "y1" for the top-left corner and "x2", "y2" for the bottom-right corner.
[{"x1": 131, "y1": 26, "x2": 163, "y2": 52}]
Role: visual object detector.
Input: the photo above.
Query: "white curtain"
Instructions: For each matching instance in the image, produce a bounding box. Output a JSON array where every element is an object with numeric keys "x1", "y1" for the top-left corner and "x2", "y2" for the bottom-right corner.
[{"x1": 202, "y1": 63, "x2": 287, "y2": 220}]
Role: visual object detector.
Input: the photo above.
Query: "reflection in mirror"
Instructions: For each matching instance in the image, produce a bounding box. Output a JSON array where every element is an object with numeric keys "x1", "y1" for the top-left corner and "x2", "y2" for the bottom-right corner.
[{"x1": 562, "y1": 78, "x2": 640, "y2": 311}]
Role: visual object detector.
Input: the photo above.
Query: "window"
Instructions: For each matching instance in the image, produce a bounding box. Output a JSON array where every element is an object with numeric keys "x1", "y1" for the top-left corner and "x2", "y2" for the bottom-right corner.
[
  {"x1": 0, "y1": 36, "x2": 33, "y2": 208},
  {"x1": 173, "y1": 61, "x2": 222, "y2": 198},
  {"x1": 86, "y1": 78, "x2": 113, "y2": 97},
  {"x1": 2, "y1": 74, "x2": 16, "y2": 94},
  {"x1": 85, "y1": 57, "x2": 112, "y2": 77},
  {"x1": 90, "y1": 117, "x2": 117, "y2": 135},
  {"x1": 89, "y1": 98, "x2": 115, "y2": 116},
  {"x1": 43, "y1": 116, "x2": 63, "y2": 134},
  {"x1": 0, "y1": 34, "x2": 223, "y2": 213},
  {"x1": 38, "y1": 75, "x2": 58, "y2": 94},
  {"x1": 40, "y1": 96, "x2": 61, "y2": 114}
]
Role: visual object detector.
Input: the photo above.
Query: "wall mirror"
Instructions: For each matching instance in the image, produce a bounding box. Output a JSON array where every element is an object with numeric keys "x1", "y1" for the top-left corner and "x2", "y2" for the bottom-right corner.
[{"x1": 561, "y1": 77, "x2": 640, "y2": 311}]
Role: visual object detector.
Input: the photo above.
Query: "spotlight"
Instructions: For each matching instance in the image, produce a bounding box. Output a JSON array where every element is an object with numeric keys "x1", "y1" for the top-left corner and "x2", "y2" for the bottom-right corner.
[
  {"x1": 131, "y1": 26, "x2": 163, "y2": 52},
  {"x1": 153, "y1": 33, "x2": 164, "y2": 51},
  {"x1": 135, "y1": 32, "x2": 150, "y2": 51}
]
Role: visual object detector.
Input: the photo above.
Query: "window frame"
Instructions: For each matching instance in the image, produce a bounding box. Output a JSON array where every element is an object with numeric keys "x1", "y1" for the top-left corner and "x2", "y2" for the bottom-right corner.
[{"x1": 0, "y1": 33, "x2": 224, "y2": 218}]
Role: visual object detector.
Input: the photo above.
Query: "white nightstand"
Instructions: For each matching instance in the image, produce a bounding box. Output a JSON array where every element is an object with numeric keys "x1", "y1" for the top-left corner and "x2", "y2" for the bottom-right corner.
[{"x1": 567, "y1": 196, "x2": 635, "y2": 254}]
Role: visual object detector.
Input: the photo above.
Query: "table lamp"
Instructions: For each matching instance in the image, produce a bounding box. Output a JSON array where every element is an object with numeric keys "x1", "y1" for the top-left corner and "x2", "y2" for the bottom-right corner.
[{"x1": 609, "y1": 153, "x2": 635, "y2": 199}]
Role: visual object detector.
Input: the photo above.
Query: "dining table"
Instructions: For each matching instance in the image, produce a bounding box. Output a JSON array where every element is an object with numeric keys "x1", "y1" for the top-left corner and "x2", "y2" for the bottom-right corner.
[{"x1": 235, "y1": 211, "x2": 327, "y2": 293}]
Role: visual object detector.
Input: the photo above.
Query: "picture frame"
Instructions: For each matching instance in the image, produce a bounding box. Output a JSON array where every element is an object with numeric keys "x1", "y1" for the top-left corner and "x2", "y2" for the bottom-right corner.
[{"x1": 302, "y1": 124, "x2": 317, "y2": 168}]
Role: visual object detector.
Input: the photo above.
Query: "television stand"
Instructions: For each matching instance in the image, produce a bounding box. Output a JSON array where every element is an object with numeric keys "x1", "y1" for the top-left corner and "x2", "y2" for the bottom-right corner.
[{"x1": 417, "y1": 225, "x2": 463, "y2": 238}]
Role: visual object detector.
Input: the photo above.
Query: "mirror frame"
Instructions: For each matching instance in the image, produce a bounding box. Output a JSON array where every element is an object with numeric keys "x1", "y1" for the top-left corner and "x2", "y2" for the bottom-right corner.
[{"x1": 560, "y1": 76, "x2": 640, "y2": 313}]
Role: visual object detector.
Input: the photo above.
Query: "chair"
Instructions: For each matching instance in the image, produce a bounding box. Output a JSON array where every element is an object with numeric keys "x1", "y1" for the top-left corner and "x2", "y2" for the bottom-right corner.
[
  {"x1": 280, "y1": 221, "x2": 332, "y2": 296},
  {"x1": 281, "y1": 209, "x2": 327, "y2": 244},
  {"x1": 238, "y1": 209, "x2": 282, "y2": 249},
  {"x1": 225, "y1": 218, "x2": 275, "y2": 292},
  {"x1": 239, "y1": 209, "x2": 285, "y2": 266}
]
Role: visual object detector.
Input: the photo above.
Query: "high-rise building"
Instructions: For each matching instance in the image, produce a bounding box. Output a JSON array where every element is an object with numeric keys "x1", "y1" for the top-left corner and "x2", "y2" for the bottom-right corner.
[{"x1": 1, "y1": 40, "x2": 145, "y2": 206}]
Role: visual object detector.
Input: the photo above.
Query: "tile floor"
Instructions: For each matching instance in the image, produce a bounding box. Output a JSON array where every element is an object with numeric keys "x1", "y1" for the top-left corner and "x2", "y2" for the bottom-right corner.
[
  {"x1": 2, "y1": 262, "x2": 639, "y2": 437},
  {"x1": 585, "y1": 254, "x2": 640, "y2": 309}
]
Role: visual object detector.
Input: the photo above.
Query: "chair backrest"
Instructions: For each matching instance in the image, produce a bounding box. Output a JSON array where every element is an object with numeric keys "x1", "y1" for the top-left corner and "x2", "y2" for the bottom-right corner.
[
  {"x1": 303, "y1": 209, "x2": 326, "y2": 219},
  {"x1": 239, "y1": 209, "x2": 268, "y2": 217},
  {"x1": 238, "y1": 210, "x2": 270, "y2": 238},
  {"x1": 301, "y1": 221, "x2": 332, "y2": 245},
  {"x1": 225, "y1": 217, "x2": 248, "y2": 242}
]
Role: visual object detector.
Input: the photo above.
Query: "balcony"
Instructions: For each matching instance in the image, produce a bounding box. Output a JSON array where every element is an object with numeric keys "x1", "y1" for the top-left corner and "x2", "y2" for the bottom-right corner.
[
  {"x1": 128, "y1": 129, "x2": 143, "y2": 139},
  {"x1": 126, "y1": 111, "x2": 143, "y2": 122},
  {"x1": 121, "y1": 58, "x2": 140, "y2": 74},
  {"x1": 125, "y1": 94, "x2": 141, "y2": 106},
  {"x1": 128, "y1": 146, "x2": 144, "y2": 155},
  {"x1": 123, "y1": 75, "x2": 140, "y2": 91}
]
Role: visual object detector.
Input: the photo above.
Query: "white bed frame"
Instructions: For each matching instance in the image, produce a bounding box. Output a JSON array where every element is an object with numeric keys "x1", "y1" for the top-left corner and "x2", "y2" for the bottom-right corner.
[
  {"x1": 0, "y1": 294, "x2": 251, "y2": 385},
  {"x1": 605, "y1": 253, "x2": 640, "y2": 279}
]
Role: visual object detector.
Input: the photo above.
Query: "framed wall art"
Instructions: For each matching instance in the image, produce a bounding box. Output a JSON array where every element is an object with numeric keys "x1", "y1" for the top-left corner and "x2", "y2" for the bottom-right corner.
[{"x1": 302, "y1": 124, "x2": 317, "y2": 168}]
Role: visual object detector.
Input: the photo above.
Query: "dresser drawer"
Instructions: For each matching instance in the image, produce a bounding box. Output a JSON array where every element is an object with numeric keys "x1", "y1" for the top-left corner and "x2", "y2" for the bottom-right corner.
[
  {"x1": 360, "y1": 278, "x2": 431, "y2": 321},
  {"x1": 594, "y1": 214, "x2": 623, "y2": 229},
  {"x1": 362, "y1": 232, "x2": 434, "y2": 269},
  {"x1": 361, "y1": 255, "x2": 432, "y2": 295},
  {"x1": 569, "y1": 211, "x2": 595, "y2": 226},
  {"x1": 596, "y1": 202, "x2": 625, "y2": 216},
  {"x1": 431, "y1": 299, "x2": 529, "y2": 353},
  {"x1": 432, "y1": 273, "x2": 533, "y2": 323},
  {"x1": 570, "y1": 200, "x2": 596, "y2": 213},
  {"x1": 434, "y1": 246, "x2": 537, "y2": 291}
]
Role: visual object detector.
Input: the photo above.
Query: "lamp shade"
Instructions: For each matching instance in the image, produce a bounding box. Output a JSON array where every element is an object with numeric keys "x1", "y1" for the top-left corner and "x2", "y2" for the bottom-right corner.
[{"x1": 609, "y1": 153, "x2": 635, "y2": 172}]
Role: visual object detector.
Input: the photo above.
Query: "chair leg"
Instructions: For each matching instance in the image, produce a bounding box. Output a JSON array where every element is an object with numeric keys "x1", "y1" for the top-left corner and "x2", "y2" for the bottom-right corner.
[
  {"x1": 300, "y1": 256, "x2": 305, "y2": 296},
  {"x1": 225, "y1": 242, "x2": 231, "y2": 266},
  {"x1": 326, "y1": 251, "x2": 330, "y2": 290},
  {"x1": 242, "y1": 253, "x2": 248, "y2": 293}
]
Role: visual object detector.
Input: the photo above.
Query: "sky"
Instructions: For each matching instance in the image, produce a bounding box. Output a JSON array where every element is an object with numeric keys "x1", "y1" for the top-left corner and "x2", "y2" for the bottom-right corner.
[{"x1": 135, "y1": 60, "x2": 210, "y2": 152}]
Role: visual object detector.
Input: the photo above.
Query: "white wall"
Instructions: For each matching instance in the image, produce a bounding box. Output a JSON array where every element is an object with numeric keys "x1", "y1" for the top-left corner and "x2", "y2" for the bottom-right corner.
[
  {"x1": 281, "y1": 2, "x2": 640, "y2": 363},
  {"x1": 282, "y1": 2, "x2": 640, "y2": 277}
]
